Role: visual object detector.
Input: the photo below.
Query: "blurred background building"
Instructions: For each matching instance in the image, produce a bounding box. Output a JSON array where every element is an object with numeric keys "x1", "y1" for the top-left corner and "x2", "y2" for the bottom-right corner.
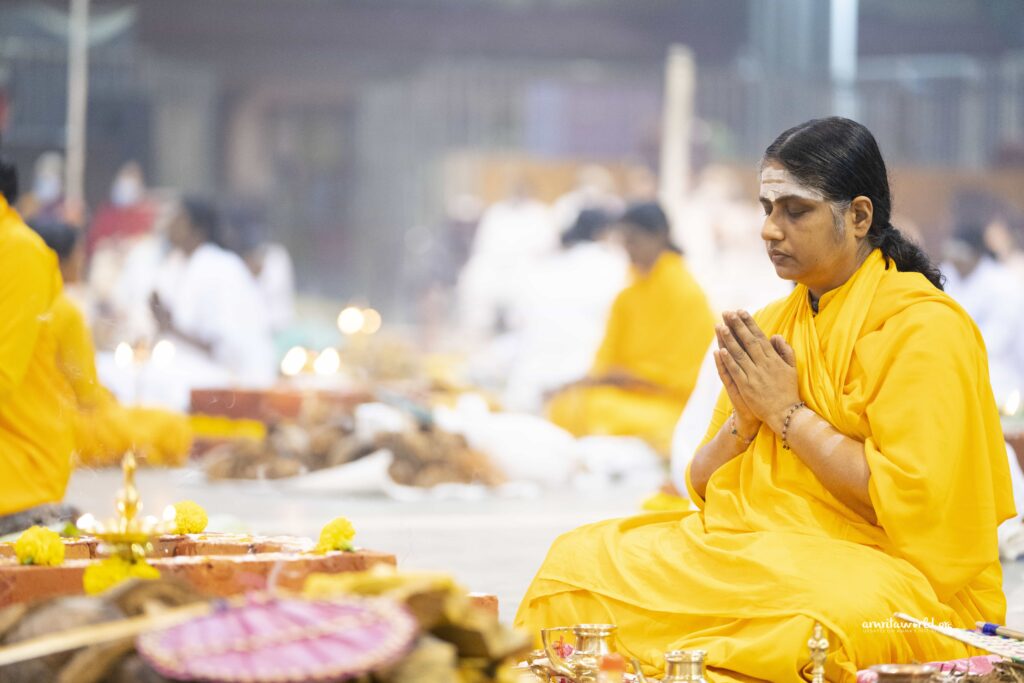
[{"x1": 1, "y1": 0, "x2": 1023, "y2": 318}]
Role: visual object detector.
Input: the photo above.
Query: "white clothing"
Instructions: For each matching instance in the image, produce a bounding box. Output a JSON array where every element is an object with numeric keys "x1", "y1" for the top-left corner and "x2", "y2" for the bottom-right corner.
[
  {"x1": 470, "y1": 198, "x2": 556, "y2": 261},
  {"x1": 458, "y1": 198, "x2": 556, "y2": 338},
  {"x1": 256, "y1": 243, "x2": 296, "y2": 333},
  {"x1": 106, "y1": 234, "x2": 178, "y2": 342},
  {"x1": 503, "y1": 241, "x2": 629, "y2": 412},
  {"x1": 157, "y1": 243, "x2": 276, "y2": 386},
  {"x1": 943, "y1": 257, "x2": 1024, "y2": 405}
]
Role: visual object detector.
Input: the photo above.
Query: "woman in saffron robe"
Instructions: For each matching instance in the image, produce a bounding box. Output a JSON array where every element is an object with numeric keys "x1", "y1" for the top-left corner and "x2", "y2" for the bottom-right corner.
[
  {"x1": 547, "y1": 202, "x2": 715, "y2": 455},
  {"x1": 0, "y1": 152, "x2": 77, "y2": 516},
  {"x1": 31, "y1": 221, "x2": 192, "y2": 467},
  {"x1": 516, "y1": 118, "x2": 1015, "y2": 681}
]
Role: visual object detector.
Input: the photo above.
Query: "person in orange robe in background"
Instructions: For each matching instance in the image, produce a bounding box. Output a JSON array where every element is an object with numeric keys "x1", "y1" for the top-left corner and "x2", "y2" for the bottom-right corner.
[{"x1": 547, "y1": 202, "x2": 715, "y2": 455}]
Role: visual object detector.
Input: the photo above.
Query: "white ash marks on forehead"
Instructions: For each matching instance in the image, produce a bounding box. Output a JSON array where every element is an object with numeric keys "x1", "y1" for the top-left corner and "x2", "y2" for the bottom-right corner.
[{"x1": 759, "y1": 167, "x2": 826, "y2": 203}]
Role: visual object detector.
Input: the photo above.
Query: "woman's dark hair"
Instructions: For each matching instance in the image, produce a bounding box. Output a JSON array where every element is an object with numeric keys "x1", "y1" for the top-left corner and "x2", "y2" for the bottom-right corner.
[
  {"x1": 0, "y1": 138, "x2": 18, "y2": 203},
  {"x1": 561, "y1": 208, "x2": 610, "y2": 248},
  {"x1": 763, "y1": 117, "x2": 944, "y2": 290},
  {"x1": 181, "y1": 196, "x2": 222, "y2": 246},
  {"x1": 28, "y1": 220, "x2": 79, "y2": 261},
  {"x1": 618, "y1": 201, "x2": 683, "y2": 254}
]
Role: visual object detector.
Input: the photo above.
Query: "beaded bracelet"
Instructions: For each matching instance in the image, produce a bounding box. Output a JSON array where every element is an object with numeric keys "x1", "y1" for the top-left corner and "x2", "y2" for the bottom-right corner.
[
  {"x1": 780, "y1": 401, "x2": 806, "y2": 450},
  {"x1": 728, "y1": 412, "x2": 756, "y2": 445}
]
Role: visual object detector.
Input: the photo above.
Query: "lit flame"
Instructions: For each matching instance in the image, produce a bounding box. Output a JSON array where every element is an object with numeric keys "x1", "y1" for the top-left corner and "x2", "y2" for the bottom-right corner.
[
  {"x1": 337, "y1": 306, "x2": 365, "y2": 335},
  {"x1": 114, "y1": 342, "x2": 134, "y2": 368},
  {"x1": 76, "y1": 513, "x2": 97, "y2": 533},
  {"x1": 163, "y1": 505, "x2": 177, "y2": 523},
  {"x1": 151, "y1": 339, "x2": 176, "y2": 367},
  {"x1": 280, "y1": 346, "x2": 308, "y2": 377},
  {"x1": 313, "y1": 347, "x2": 341, "y2": 375},
  {"x1": 361, "y1": 308, "x2": 382, "y2": 334},
  {"x1": 1005, "y1": 390, "x2": 1022, "y2": 417}
]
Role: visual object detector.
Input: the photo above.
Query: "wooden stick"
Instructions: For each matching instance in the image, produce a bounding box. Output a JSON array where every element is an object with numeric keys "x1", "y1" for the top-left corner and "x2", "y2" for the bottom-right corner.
[{"x1": 0, "y1": 601, "x2": 211, "y2": 667}]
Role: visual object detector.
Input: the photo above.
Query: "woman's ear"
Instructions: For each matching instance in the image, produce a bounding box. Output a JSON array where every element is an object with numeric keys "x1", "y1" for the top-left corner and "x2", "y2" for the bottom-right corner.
[{"x1": 850, "y1": 196, "x2": 873, "y2": 238}]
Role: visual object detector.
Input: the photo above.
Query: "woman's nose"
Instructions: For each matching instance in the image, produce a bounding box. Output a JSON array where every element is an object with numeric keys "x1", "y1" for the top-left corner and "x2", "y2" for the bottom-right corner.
[{"x1": 761, "y1": 216, "x2": 784, "y2": 243}]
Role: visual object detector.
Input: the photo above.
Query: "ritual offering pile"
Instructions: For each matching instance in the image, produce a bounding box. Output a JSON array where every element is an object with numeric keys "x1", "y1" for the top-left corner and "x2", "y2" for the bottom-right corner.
[
  {"x1": 375, "y1": 427, "x2": 506, "y2": 488},
  {"x1": 201, "y1": 410, "x2": 363, "y2": 480},
  {"x1": 200, "y1": 398, "x2": 506, "y2": 489}
]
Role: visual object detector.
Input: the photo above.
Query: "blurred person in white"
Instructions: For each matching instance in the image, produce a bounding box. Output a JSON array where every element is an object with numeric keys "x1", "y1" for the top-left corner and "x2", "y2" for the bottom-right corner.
[
  {"x1": 223, "y1": 198, "x2": 295, "y2": 336},
  {"x1": 550, "y1": 165, "x2": 624, "y2": 234},
  {"x1": 983, "y1": 203, "x2": 1024, "y2": 283},
  {"x1": 457, "y1": 177, "x2": 556, "y2": 341},
  {"x1": 942, "y1": 196, "x2": 1024, "y2": 408},
  {"x1": 85, "y1": 162, "x2": 162, "y2": 338},
  {"x1": 503, "y1": 209, "x2": 628, "y2": 413},
  {"x1": 941, "y1": 197, "x2": 1024, "y2": 557},
  {"x1": 143, "y1": 197, "x2": 275, "y2": 407},
  {"x1": 100, "y1": 197, "x2": 180, "y2": 349}
]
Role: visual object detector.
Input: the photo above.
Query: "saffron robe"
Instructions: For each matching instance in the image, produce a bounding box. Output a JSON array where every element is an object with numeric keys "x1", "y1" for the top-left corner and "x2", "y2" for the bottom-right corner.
[
  {"x1": 548, "y1": 251, "x2": 715, "y2": 454},
  {"x1": 0, "y1": 196, "x2": 76, "y2": 514},
  {"x1": 50, "y1": 293, "x2": 192, "y2": 467}
]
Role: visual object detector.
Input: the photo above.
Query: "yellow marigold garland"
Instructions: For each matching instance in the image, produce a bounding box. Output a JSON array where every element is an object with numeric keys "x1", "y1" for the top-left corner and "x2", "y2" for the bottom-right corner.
[
  {"x1": 315, "y1": 517, "x2": 356, "y2": 554},
  {"x1": 173, "y1": 500, "x2": 208, "y2": 534},
  {"x1": 14, "y1": 526, "x2": 65, "y2": 566},
  {"x1": 83, "y1": 557, "x2": 161, "y2": 595}
]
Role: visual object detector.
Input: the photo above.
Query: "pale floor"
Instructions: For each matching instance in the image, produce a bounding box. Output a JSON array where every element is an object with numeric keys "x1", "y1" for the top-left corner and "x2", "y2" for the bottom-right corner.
[{"x1": 65, "y1": 468, "x2": 1024, "y2": 624}]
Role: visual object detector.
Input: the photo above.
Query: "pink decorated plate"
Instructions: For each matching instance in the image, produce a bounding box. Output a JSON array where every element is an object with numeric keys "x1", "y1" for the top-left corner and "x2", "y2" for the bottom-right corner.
[{"x1": 137, "y1": 595, "x2": 418, "y2": 682}]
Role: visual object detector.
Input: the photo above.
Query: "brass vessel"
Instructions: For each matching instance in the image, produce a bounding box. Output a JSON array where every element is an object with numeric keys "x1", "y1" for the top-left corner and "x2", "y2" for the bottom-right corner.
[
  {"x1": 662, "y1": 649, "x2": 709, "y2": 682},
  {"x1": 527, "y1": 624, "x2": 618, "y2": 683}
]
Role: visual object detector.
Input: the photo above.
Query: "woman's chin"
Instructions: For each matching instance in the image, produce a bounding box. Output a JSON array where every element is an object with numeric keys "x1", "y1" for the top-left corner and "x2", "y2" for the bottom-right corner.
[{"x1": 771, "y1": 262, "x2": 798, "y2": 281}]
